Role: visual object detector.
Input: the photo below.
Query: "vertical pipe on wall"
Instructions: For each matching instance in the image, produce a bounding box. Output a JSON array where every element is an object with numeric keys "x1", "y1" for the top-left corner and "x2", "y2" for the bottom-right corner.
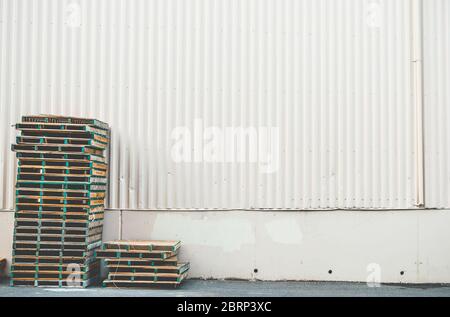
[{"x1": 411, "y1": 0, "x2": 425, "y2": 207}]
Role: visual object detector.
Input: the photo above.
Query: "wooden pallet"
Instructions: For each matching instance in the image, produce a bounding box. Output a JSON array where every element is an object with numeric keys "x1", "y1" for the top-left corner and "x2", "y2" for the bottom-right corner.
[
  {"x1": 12, "y1": 260, "x2": 100, "y2": 273},
  {"x1": 17, "y1": 197, "x2": 105, "y2": 206},
  {"x1": 16, "y1": 181, "x2": 107, "y2": 191},
  {"x1": 16, "y1": 122, "x2": 108, "y2": 137},
  {"x1": 11, "y1": 263, "x2": 100, "y2": 280},
  {"x1": 17, "y1": 174, "x2": 106, "y2": 183},
  {"x1": 102, "y1": 240, "x2": 182, "y2": 252},
  {"x1": 16, "y1": 218, "x2": 103, "y2": 229},
  {"x1": 15, "y1": 213, "x2": 104, "y2": 223},
  {"x1": 17, "y1": 136, "x2": 107, "y2": 149},
  {"x1": 104, "y1": 257, "x2": 180, "y2": 267},
  {"x1": 22, "y1": 115, "x2": 109, "y2": 130},
  {"x1": 16, "y1": 206, "x2": 105, "y2": 214},
  {"x1": 106, "y1": 262, "x2": 190, "y2": 275},
  {"x1": 18, "y1": 159, "x2": 107, "y2": 170},
  {"x1": 102, "y1": 272, "x2": 188, "y2": 289},
  {"x1": 16, "y1": 152, "x2": 106, "y2": 163},
  {"x1": 16, "y1": 189, "x2": 106, "y2": 199},
  {"x1": 15, "y1": 207, "x2": 105, "y2": 214},
  {"x1": 12, "y1": 144, "x2": 104, "y2": 156},
  {"x1": 14, "y1": 233, "x2": 102, "y2": 245},
  {"x1": 11, "y1": 275, "x2": 100, "y2": 288},
  {"x1": 13, "y1": 248, "x2": 98, "y2": 258},
  {"x1": 16, "y1": 200, "x2": 106, "y2": 209},
  {"x1": 15, "y1": 224, "x2": 103, "y2": 236},
  {"x1": 14, "y1": 238, "x2": 102, "y2": 250},
  {"x1": 18, "y1": 167, "x2": 107, "y2": 176},
  {"x1": 13, "y1": 254, "x2": 98, "y2": 265},
  {"x1": 14, "y1": 222, "x2": 103, "y2": 237},
  {"x1": 96, "y1": 249, "x2": 177, "y2": 260},
  {"x1": 16, "y1": 140, "x2": 106, "y2": 151},
  {"x1": 108, "y1": 271, "x2": 186, "y2": 283}
]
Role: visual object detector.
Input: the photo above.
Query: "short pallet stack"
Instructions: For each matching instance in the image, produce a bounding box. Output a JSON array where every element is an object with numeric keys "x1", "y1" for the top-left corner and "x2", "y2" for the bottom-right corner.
[
  {"x1": 10, "y1": 115, "x2": 109, "y2": 288},
  {"x1": 97, "y1": 240, "x2": 190, "y2": 288}
]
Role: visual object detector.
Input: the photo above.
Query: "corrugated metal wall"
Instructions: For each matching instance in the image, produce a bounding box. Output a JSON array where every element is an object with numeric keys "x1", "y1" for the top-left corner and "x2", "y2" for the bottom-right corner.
[
  {"x1": 0, "y1": 0, "x2": 419, "y2": 210},
  {"x1": 424, "y1": 0, "x2": 450, "y2": 208}
]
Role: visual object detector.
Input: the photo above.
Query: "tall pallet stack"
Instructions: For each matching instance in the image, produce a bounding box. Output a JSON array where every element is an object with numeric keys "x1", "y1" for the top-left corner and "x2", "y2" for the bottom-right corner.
[
  {"x1": 96, "y1": 240, "x2": 190, "y2": 288},
  {"x1": 10, "y1": 115, "x2": 109, "y2": 288}
]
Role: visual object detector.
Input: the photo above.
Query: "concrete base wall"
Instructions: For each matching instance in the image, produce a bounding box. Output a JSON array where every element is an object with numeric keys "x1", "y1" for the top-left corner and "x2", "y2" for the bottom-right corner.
[
  {"x1": 0, "y1": 212, "x2": 14, "y2": 276},
  {"x1": 1, "y1": 209, "x2": 450, "y2": 284}
]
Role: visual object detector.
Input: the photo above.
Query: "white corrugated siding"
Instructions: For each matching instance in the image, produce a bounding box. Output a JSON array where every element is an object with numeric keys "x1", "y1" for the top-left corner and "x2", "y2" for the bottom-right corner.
[
  {"x1": 423, "y1": 0, "x2": 450, "y2": 208},
  {"x1": 0, "y1": 0, "x2": 417, "y2": 210}
]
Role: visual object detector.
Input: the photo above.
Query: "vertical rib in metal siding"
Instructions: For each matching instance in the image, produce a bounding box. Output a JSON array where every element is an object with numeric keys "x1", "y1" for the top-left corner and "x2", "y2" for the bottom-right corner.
[
  {"x1": 423, "y1": 0, "x2": 450, "y2": 208},
  {"x1": 0, "y1": 0, "x2": 417, "y2": 210}
]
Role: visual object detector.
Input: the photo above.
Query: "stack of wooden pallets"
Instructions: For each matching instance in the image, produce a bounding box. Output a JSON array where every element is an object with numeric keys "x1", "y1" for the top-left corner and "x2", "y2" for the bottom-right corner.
[
  {"x1": 10, "y1": 115, "x2": 109, "y2": 288},
  {"x1": 96, "y1": 240, "x2": 190, "y2": 288}
]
